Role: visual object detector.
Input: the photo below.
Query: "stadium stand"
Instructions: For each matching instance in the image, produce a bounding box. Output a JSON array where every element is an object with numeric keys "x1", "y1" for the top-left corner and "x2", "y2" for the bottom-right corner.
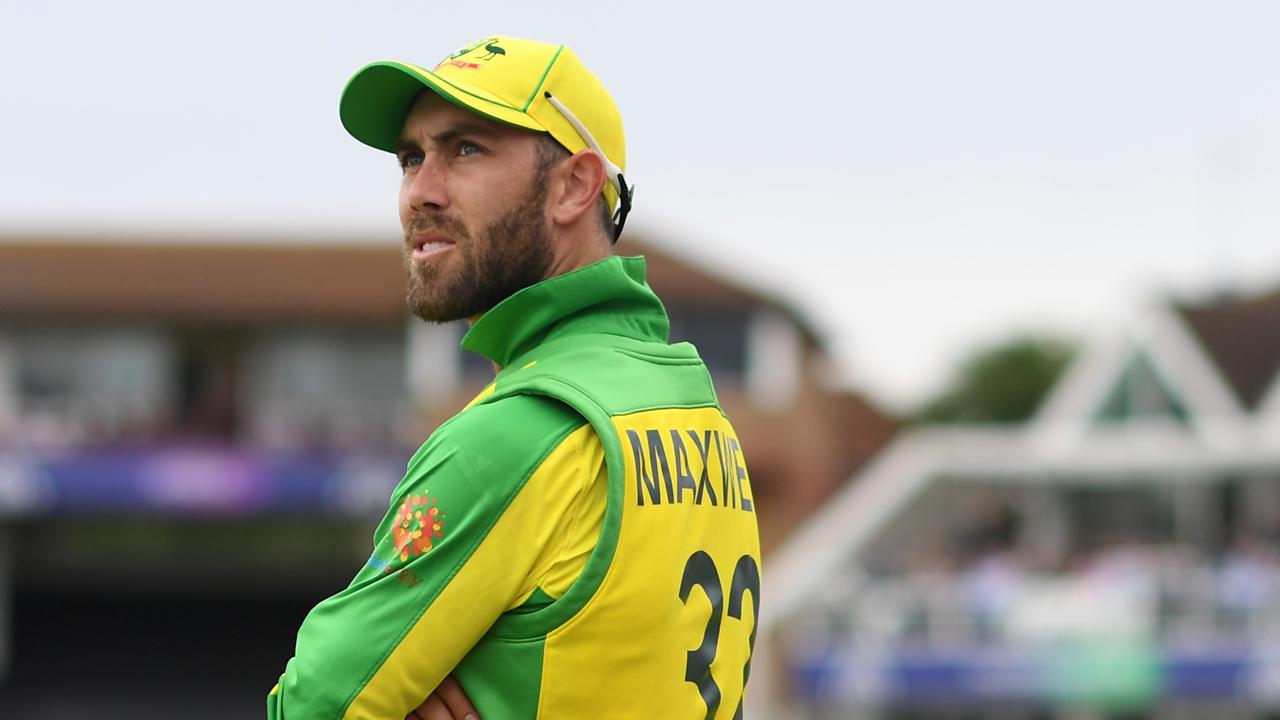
[{"x1": 761, "y1": 286, "x2": 1280, "y2": 720}]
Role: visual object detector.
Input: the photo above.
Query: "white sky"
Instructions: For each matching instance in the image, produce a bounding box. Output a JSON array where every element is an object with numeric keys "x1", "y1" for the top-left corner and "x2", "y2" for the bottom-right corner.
[{"x1": 4, "y1": 1, "x2": 1280, "y2": 411}]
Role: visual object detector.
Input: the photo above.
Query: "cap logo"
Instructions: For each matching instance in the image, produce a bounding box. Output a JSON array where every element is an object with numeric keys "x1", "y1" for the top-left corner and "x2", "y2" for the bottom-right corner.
[
  {"x1": 476, "y1": 40, "x2": 506, "y2": 61},
  {"x1": 445, "y1": 37, "x2": 489, "y2": 60},
  {"x1": 440, "y1": 37, "x2": 506, "y2": 68}
]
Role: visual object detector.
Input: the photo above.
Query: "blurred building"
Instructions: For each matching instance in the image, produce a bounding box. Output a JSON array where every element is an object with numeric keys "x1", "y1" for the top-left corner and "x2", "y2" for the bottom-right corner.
[
  {"x1": 0, "y1": 233, "x2": 893, "y2": 718},
  {"x1": 760, "y1": 286, "x2": 1280, "y2": 719}
]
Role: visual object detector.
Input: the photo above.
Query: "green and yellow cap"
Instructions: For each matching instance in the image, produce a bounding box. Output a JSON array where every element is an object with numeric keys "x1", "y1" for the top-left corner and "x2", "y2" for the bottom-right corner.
[{"x1": 340, "y1": 36, "x2": 632, "y2": 237}]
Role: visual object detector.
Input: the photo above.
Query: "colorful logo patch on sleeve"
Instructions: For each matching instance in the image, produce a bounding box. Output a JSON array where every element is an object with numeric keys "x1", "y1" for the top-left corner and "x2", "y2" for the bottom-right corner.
[{"x1": 392, "y1": 494, "x2": 445, "y2": 563}]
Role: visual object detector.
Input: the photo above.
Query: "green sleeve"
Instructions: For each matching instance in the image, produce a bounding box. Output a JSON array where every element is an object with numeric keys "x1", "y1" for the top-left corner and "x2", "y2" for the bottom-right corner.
[{"x1": 268, "y1": 394, "x2": 584, "y2": 719}]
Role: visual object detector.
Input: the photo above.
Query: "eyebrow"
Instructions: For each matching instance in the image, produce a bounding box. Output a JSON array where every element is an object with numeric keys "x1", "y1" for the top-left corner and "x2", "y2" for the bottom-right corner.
[{"x1": 396, "y1": 122, "x2": 500, "y2": 155}]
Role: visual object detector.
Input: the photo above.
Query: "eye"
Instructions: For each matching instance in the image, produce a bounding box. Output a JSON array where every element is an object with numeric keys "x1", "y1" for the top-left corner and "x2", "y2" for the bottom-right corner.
[
  {"x1": 398, "y1": 151, "x2": 423, "y2": 172},
  {"x1": 457, "y1": 140, "x2": 483, "y2": 157}
]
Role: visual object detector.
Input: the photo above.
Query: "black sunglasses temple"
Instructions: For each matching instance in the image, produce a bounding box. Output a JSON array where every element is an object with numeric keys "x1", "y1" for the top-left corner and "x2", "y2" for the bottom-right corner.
[{"x1": 612, "y1": 173, "x2": 633, "y2": 243}]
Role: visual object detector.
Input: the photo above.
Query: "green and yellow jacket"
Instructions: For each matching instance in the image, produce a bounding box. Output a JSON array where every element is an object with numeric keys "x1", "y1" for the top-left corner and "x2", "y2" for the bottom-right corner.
[{"x1": 269, "y1": 256, "x2": 761, "y2": 719}]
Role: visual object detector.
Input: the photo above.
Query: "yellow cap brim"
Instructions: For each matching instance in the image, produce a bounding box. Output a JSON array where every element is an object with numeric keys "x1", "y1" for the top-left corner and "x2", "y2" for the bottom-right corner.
[{"x1": 339, "y1": 61, "x2": 546, "y2": 153}]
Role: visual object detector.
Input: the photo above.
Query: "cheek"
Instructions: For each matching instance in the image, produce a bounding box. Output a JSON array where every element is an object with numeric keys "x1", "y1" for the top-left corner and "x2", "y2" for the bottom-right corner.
[
  {"x1": 476, "y1": 170, "x2": 536, "y2": 215},
  {"x1": 398, "y1": 180, "x2": 413, "y2": 225}
]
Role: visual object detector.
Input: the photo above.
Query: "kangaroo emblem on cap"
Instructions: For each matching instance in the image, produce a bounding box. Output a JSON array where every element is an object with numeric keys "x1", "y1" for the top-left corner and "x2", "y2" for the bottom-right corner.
[
  {"x1": 446, "y1": 37, "x2": 489, "y2": 61},
  {"x1": 477, "y1": 41, "x2": 506, "y2": 61}
]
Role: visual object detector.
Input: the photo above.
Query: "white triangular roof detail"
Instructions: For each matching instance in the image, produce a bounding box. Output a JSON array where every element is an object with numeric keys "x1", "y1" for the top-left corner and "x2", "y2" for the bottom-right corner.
[
  {"x1": 1252, "y1": 365, "x2": 1280, "y2": 438},
  {"x1": 1145, "y1": 304, "x2": 1250, "y2": 448},
  {"x1": 1029, "y1": 323, "x2": 1128, "y2": 446},
  {"x1": 1029, "y1": 304, "x2": 1248, "y2": 455}
]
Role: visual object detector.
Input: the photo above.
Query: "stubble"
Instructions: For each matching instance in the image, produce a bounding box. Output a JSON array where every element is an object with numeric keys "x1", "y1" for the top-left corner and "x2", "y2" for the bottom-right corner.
[{"x1": 403, "y1": 175, "x2": 554, "y2": 323}]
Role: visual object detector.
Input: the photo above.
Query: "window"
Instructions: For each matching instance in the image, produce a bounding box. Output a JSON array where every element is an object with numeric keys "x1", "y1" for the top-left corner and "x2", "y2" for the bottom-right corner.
[
  {"x1": 3, "y1": 324, "x2": 173, "y2": 446},
  {"x1": 246, "y1": 327, "x2": 406, "y2": 450}
]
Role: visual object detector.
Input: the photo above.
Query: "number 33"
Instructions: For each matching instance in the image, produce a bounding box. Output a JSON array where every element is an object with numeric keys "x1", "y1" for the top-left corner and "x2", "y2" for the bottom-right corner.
[{"x1": 679, "y1": 551, "x2": 760, "y2": 720}]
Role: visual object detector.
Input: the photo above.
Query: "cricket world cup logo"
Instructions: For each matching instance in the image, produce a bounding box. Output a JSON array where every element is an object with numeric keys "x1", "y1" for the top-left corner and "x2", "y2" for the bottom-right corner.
[{"x1": 393, "y1": 494, "x2": 445, "y2": 562}]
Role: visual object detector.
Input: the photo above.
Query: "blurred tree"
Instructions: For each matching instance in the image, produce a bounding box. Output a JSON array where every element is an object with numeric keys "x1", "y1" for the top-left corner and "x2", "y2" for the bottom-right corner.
[{"x1": 913, "y1": 336, "x2": 1075, "y2": 424}]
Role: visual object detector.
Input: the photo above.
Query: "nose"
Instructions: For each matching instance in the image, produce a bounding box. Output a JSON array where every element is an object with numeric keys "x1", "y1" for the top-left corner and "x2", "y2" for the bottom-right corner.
[{"x1": 403, "y1": 156, "x2": 450, "y2": 213}]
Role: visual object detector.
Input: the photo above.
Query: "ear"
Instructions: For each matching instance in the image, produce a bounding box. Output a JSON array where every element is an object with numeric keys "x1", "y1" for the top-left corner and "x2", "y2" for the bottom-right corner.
[{"x1": 548, "y1": 149, "x2": 608, "y2": 228}]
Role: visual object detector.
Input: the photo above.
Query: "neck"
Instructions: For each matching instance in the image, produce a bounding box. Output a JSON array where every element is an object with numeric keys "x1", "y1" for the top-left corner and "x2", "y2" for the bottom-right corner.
[{"x1": 546, "y1": 228, "x2": 613, "y2": 279}]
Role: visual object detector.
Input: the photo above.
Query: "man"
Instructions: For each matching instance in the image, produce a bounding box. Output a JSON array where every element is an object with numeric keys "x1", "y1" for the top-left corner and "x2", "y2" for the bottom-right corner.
[{"x1": 268, "y1": 36, "x2": 761, "y2": 719}]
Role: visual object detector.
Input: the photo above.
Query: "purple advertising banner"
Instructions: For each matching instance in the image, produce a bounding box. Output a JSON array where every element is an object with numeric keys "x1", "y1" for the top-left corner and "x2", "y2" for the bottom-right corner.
[
  {"x1": 793, "y1": 643, "x2": 1278, "y2": 708},
  {"x1": 0, "y1": 445, "x2": 407, "y2": 517}
]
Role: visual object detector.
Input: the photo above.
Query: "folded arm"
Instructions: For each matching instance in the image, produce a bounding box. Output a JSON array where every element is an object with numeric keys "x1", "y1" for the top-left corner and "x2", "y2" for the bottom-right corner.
[{"x1": 268, "y1": 396, "x2": 587, "y2": 719}]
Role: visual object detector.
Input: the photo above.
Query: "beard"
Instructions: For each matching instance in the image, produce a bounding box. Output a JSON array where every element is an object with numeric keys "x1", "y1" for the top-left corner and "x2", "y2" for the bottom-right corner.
[{"x1": 402, "y1": 178, "x2": 554, "y2": 323}]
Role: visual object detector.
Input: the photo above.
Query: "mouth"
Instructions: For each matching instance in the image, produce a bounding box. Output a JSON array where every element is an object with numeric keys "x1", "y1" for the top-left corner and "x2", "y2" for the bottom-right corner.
[{"x1": 409, "y1": 233, "x2": 455, "y2": 261}]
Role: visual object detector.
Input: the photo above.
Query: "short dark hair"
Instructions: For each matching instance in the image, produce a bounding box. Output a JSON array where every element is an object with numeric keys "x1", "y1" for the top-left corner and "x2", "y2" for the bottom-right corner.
[{"x1": 534, "y1": 134, "x2": 616, "y2": 240}]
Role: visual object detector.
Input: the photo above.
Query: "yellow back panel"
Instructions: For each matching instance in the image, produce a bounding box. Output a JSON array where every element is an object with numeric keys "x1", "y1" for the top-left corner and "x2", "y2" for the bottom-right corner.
[{"x1": 538, "y1": 407, "x2": 762, "y2": 719}]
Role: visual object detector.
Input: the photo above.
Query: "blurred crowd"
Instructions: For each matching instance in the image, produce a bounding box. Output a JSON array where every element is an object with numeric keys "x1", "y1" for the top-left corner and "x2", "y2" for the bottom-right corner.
[{"x1": 821, "y1": 526, "x2": 1280, "y2": 650}]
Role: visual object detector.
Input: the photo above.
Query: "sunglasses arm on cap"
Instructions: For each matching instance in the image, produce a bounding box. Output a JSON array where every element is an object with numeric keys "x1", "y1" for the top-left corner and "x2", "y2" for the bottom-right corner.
[{"x1": 544, "y1": 91, "x2": 633, "y2": 242}]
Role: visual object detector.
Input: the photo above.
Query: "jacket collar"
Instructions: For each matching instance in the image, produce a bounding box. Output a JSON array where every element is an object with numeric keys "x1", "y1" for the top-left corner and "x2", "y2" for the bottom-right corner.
[{"x1": 460, "y1": 255, "x2": 670, "y2": 369}]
